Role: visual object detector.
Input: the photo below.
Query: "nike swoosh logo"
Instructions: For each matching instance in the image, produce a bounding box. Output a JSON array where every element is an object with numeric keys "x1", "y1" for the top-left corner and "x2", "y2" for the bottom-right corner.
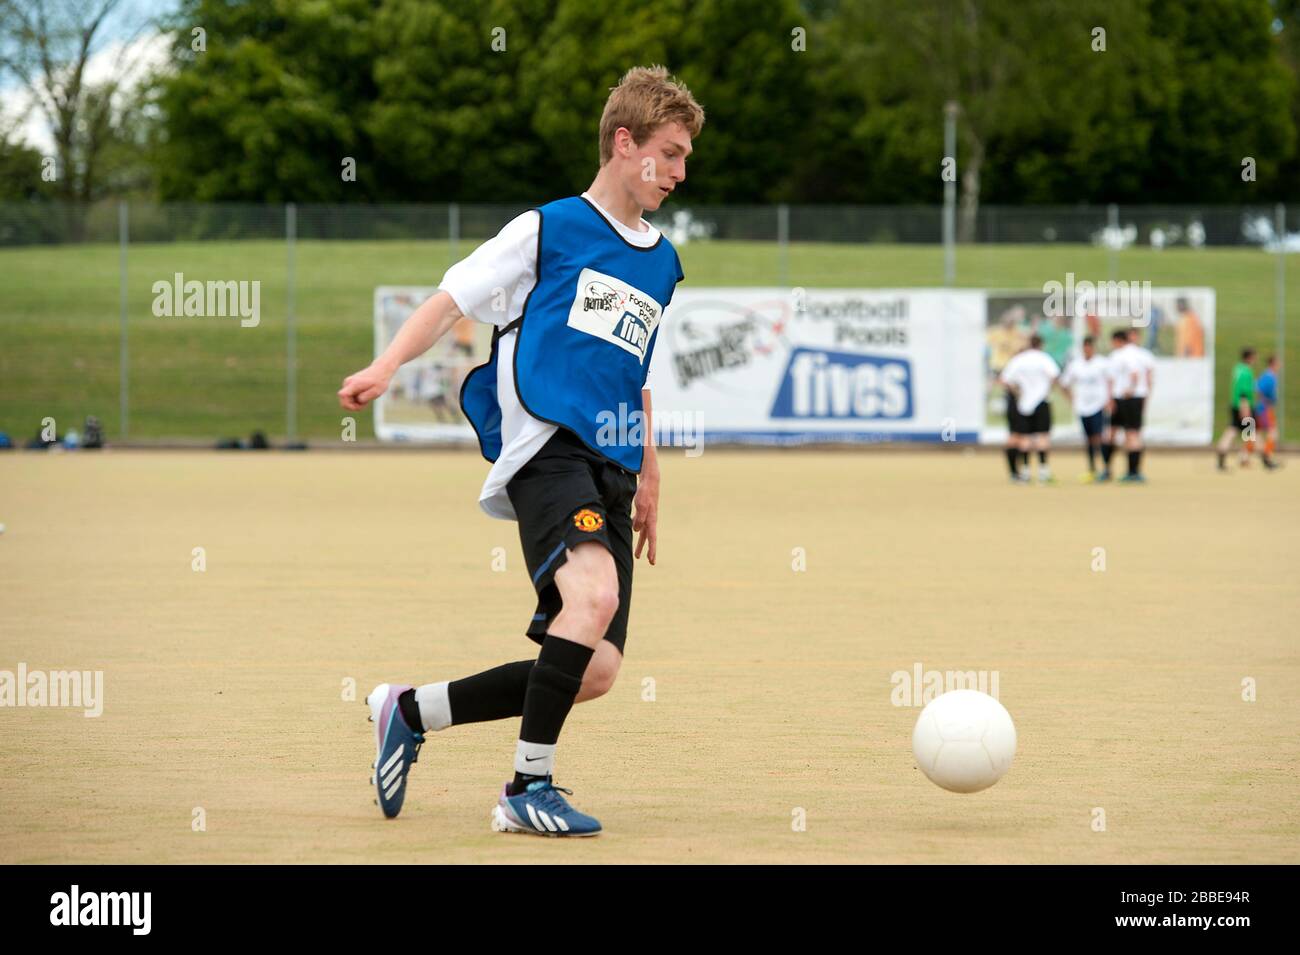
[{"x1": 524, "y1": 755, "x2": 546, "y2": 762}]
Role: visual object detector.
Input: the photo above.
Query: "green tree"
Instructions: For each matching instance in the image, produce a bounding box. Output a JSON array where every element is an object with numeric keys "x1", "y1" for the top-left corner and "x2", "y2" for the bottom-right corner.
[
  {"x1": 525, "y1": 0, "x2": 814, "y2": 202},
  {"x1": 825, "y1": 0, "x2": 1132, "y2": 234},
  {"x1": 0, "y1": 0, "x2": 158, "y2": 234},
  {"x1": 366, "y1": 0, "x2": 562, "y2": 202},
  {"x1": 1139, "y1": 0, "x2": 1295, "y2": 202},
  {"x1": 153, "y1": 0, "x2": 376, "y2": 201},
  {"x1": 0, "y1": 112, "x2": 50, "y2": 201},
  {"x1": 1273, "y1": 0, "x2": 1300, "y2": 198}
]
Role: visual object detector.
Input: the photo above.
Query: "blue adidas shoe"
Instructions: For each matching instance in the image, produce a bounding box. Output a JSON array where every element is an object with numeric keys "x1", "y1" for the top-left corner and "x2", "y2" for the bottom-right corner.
[
  {"x1": 490, "y1": 778, "x2": 602, "y2": 837},
  {"x1": 366, "y1": 683, "x2": 424, "y2": 819}
]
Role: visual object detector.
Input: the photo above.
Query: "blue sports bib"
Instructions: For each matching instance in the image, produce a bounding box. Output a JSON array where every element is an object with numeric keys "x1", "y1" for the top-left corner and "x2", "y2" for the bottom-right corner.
[{"x1": 460, "y1": 196, "x2": 683, "y2": 472}]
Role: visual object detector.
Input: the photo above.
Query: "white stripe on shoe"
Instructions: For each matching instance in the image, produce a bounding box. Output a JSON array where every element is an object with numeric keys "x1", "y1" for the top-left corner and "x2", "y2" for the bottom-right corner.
[
  {"x1": 382, "y1": 763, "x2": 403, "y2": 789},
  {"x1": 384, "y1": 776, "x2": 403, "y2": 800},
  {"x1": 381, "y1": 744, "x2": 404, "y2": 775},
  {"x1": 526, "y1": 803, "x2": 556, "y2": 832}
]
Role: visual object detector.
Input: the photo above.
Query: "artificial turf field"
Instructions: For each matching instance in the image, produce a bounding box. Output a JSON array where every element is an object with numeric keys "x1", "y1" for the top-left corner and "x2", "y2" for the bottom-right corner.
[{"x1": 1, "y1": 448, "x2": 1296, "y2": 863}]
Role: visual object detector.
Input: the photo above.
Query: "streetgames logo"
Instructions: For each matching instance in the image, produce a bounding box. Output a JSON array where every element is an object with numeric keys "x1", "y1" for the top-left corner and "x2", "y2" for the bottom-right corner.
[
  {"x1": 567, "y1": 268, "x2": 662, "y2": 363},
  {"x1": 670, "y1": 300, "x2": 789, "y2": 389}
]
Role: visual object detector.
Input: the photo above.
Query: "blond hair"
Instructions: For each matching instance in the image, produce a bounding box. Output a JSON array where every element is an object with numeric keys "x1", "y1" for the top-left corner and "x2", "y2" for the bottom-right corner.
[{"x1": 598, "y1": 65, "x2": 704, "y2": 165}]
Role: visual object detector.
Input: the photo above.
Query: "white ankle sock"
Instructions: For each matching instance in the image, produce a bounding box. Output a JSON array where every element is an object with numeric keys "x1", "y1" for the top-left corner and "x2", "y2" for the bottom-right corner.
[{"x1": 414, "y1": 682, "x2": 452, "y2": 732}]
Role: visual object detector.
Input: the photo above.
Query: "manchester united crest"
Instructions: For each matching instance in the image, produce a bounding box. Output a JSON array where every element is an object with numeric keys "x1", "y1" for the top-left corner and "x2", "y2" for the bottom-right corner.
[{"x1": 573, "y1": 508, "x2": 604, "y2": 532}]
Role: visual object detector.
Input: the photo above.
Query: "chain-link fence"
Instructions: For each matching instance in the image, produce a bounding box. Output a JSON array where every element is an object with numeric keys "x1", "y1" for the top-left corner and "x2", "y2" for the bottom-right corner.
[{"x1": 1, "y1": 200, "x2": 1295, "y2": 444}]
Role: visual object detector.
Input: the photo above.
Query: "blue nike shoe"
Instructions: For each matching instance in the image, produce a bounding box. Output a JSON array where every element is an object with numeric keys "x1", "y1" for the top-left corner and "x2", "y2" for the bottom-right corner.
[
  {"x1": 366, "y1": 683, "x2": 424, "y2": 819},
  {"x1": 490, "y1": 778, "x2": 602, "y2": 837},
  {"x1": 1119, "y1": 473, "x2": 1147, "y2": 483}
]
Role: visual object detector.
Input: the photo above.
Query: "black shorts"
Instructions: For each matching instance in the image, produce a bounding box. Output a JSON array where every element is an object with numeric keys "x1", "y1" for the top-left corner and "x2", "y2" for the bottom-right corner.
[
  {"x1": 1006, "y1": 393, "x2": 1026, "y2": 435},
  {"x1": 1080, "y1": 410, "x2": 1107, "y2": 438},
  {"x1": 506, "y1": 427, "x2": 637, "y2": 654},
  {"x1": 1012, "y1": 400, "x2": 1050, "y2": 435},
  {"x1": 1114, "y1": 397, "x2": 1145, "y2": 431},
  {"x1": 1231, "y1": 404, "x2": 1252, "y2": 430}
]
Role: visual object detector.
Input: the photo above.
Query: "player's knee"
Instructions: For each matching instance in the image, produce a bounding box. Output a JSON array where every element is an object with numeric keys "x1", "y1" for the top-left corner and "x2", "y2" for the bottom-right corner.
[
  {"x1": 558, "y1": 544, "x2": 619, "y2": 627},
  {"x1": 582, "y1": 655, "x2": 620, "y2": 698},
  {"x1": 575, "y1": 580, "x2": 619, "y2": 630},
  {"x1": 557, "y1": 580, "x2": 619, "y2": 634}
]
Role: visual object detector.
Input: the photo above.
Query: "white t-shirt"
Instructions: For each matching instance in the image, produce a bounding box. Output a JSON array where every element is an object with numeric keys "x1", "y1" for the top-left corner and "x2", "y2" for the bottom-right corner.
[
  {"x1": 1059, "y1": 354, "x2": 1111, "y2": 417},
  {"x1": 1108, "y1": 343, "x2": 1155, "y2": 399},
  {"x1": 437, "y1": 192, "x2": 661, "y2": 520},
  {"x1": 1000, "y1": 349, "x2": 1060, "y2": 416},
  {"x1": 1132, "y1": 345, "x2": 1155, "y2": 398}
]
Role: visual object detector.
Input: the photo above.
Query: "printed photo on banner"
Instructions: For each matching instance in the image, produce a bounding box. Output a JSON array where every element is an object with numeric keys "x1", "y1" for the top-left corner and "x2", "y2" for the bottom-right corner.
[
  {"x1": 982, "y1": 288, "x2": 1216, "y2": 445},
  {"x1": 373, "y1": 287, "x2": 487, "y2": 441}
]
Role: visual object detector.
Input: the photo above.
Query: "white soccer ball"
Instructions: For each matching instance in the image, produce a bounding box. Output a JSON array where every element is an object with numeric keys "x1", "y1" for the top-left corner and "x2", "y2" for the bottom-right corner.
[{"x1": 912, "y1": 689, "x2": 1016, "y2": 793}]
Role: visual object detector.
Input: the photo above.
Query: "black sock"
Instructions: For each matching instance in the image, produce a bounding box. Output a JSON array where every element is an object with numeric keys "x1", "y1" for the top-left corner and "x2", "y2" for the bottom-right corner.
[
  {"x1": 447, "y1": 660, "x2": 533, "y2": 725},
  {"x1": 1005, "y1": 447, "x2": 1019, "y2": 475},
  {"x1": 397, "y1": 689, "x2": 423, "y2": 733},
  {"x1": 509, "y1": 635, "x2": 593, "y2": 795},
  {"x1": 1086, "y1": 443, "x2": 1096, "y2": 471},
  {"x1": 1101, "y1": 442, "x2": 1114, "y2": 466},
  {"x1": 1128, "y1": 450, "x2": 1140, "y2": 475},
  {"x1": 396, "y1": 660, "x2": 535, "y2": 734},
  {"x1": 1020, "y1": 450, "x2": 1029, "y2": 468},
  {"x1": 1038, "y1": 450, "x2": 1048, "y2": 465}
]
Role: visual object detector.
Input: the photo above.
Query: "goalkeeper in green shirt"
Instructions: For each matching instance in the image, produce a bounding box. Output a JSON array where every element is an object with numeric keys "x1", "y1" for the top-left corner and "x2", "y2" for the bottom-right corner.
[{"x1": 1216, "y1": 347, "x2": 1258, "y2": 470}]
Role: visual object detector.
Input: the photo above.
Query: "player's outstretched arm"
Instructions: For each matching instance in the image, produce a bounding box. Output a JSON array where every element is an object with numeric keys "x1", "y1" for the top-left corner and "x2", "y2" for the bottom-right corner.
[{"x1": 338, "y1": 290, "x2": 465, "y2": 411}]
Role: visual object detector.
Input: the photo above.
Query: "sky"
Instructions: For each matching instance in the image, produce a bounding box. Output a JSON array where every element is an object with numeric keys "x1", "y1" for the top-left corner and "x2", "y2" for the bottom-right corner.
[{"x1": 1, "y1": 0, "x2": 180, "y2": 153}]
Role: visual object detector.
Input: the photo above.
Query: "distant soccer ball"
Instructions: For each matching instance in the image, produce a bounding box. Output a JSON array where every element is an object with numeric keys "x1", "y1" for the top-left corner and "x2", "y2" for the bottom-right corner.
[{"x1": 912, "y1": 689, "x2": 1016, "y2": 793}]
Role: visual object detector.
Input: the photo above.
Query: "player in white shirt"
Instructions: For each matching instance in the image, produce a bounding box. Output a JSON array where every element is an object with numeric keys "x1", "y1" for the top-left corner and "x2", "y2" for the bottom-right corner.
[
  {"x1": 999, "y1": 334, "x2": 1061, "y2": 483},
  {"x1": 997, "y1": 345, "x2": 1027, "y2": 481},
  {"x1": 336, "y1": 67, "x2": 705, "y2": 836},
  {"x1": 1104, "y1": 328, "x2": 1155, "y2": 482},
  {"x1": 1057, "y1": 335, "x2": 1112, "y2": 480}
]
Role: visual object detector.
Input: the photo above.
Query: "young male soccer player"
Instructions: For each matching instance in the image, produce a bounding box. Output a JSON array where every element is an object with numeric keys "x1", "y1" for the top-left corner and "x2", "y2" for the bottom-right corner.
[
  {"x1": 1104, "y1": 328, "x2": 1154, "y2": 483},
  {"x1": 1217, "y1": 347, "x2": 1259, "y2": 471},
  {"x1": 337, "y1": 66, "x2": 704, "y2": 836},
  {"x1": 999, "y1": 334, "x2": 1059, "y2": 483},
  {"x1": 1058, "y1": 335, "x2": 1111, "y2": 480}
]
